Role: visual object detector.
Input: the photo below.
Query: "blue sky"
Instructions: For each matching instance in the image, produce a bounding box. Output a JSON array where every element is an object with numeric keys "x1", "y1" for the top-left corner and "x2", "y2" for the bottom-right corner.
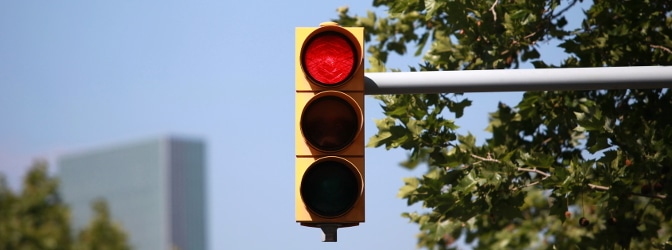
[{"x1": 0, "y1": 1, "x2": 590, "y2": 249}]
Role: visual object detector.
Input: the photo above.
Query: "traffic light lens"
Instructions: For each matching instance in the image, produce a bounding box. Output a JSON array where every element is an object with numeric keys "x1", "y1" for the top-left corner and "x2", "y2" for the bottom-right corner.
[
  {"x1": 301, "y1": 159, "x2": 360, "y2": 218},
  {"x1": 301, "y1": 95, "x2": 359, "y2": 152},
  {"x1": 302, "y1": 31, "x2": 357, "y2": 86}
]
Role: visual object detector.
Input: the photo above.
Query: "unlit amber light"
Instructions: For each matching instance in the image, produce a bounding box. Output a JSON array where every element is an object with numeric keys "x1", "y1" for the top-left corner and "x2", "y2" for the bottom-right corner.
[{"x1": 300, "y1": 96, "x2": 358, "y2": 152}]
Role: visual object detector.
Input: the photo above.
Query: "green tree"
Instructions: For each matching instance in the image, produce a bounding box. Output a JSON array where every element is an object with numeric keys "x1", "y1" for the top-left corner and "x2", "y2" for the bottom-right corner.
[
  {"x1": 0, "y1": 161, "x2": 132, "y2": 249},
  {"x1": 74, "y1": 200, "x2": 131, "y2": 250},
  {"x1": 335, "y1": 0, "x2": 672, "y2": 249},
  {"x1": 0, "y1": 161, "x2": 71, "y2": 249}
]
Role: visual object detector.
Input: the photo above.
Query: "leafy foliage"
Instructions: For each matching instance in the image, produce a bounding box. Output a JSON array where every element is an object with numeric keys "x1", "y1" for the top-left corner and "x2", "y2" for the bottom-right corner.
[
  {"x1": 0, "y1": 161, "x2": 132, "y2": 249},
  {"x1": 74, "y1": 200, "x2": 131, "y2": 250},
  {"x1": 335, "y1": 0, "x2": 672, "y2": 249},
  {"x1": 0, "y1": 161, "x2": 72, "y2": 249}
]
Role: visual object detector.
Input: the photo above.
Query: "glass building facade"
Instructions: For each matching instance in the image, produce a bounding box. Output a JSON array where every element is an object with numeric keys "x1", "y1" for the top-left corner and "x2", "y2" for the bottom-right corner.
[{"x1": 59, "y1": 137, "x2": 206, "y2": 250}]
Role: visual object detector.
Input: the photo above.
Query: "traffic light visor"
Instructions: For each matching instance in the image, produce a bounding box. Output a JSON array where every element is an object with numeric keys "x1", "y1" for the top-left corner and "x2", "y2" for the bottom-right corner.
[
  {"x1": 300, "y1": 91, "x2": 362, "y2": 152},
  {"x1": 301, "y1": 29, "x2": 360, "y2": 87},
  {"x1": 300, "y1": 157, "x2": 362, "y2": 218}
]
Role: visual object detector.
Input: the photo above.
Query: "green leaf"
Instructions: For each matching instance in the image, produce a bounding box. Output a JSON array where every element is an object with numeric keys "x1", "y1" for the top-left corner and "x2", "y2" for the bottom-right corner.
[
  {"x1": 557, "y1": 17, "x2": 568, "y2": 28},
  {"x1": 521, "y1": 49, "x2": 540, "y2": 62},
  {"x1": 448, "y1": 98, "x2": 472, "y2": 118},
  {"x1": 549, "y1": 193, "x2": 569, "y2": 222},
  {"x1": 398, "y1": 177, "x2": 420, "y2": 198}
]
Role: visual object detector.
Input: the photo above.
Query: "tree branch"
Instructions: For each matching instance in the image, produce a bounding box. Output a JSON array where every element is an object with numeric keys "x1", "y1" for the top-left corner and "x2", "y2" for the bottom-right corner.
[
  {"x1": 489, "y1": 0, "x2": 499, "y2": 22},
  {"x1": 471, "y1": 153, "x2": 500, "y2": 163},
  {"x1": 513, "y1": 167, "x2": 550, "y2": 190},
  {"x1": 468, "y1": 154, "x2": 667, "y2": 199},
  {"x1": 523, "y1": 32, "x2": 537, "y2": 40},
  {"x1": 517, "y1": 167, "x2": 550, "y2": 179},
  {"x1": 470, "y1": 154, "x2": 551, "y2": 190},
  {"x1": 588, "y1": 183, "x2": 667, "y2": 199},
  {"x1": 550, "y1": 0, "x2": 579, "y2": 19},
  {"x1": 651, "y1": 44, "x2": 672, "y2": 54},
  {"x1": 586, "y1": 183, "x2": 609, "y2": 191}
]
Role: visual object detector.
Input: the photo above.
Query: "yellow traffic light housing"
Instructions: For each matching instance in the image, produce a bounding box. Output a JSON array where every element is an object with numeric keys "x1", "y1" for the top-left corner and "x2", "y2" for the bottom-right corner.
[{"x1": 295, "y1": 23, "x2": 365, "y2": 241}]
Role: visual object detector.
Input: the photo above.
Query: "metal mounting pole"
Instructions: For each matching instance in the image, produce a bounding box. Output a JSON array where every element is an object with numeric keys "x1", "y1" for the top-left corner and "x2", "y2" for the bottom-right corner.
[
  {"x1": 364, "y1": 66, "x2": 672, "y2": 95},
  {"x1": 320, "y1": 224, "x2": 339, "y2": 242}
]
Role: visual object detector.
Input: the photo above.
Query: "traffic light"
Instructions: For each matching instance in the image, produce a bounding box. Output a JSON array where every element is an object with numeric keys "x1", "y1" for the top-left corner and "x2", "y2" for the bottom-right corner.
[{"x1": 295, "y1": 22, "x2": 364, "y2": 239}]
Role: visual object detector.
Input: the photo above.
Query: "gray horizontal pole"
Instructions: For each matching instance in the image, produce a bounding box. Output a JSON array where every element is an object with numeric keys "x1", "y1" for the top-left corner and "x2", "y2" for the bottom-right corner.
[{"x1": 364, "y1": 66, "x2": 672, "y2": 95}]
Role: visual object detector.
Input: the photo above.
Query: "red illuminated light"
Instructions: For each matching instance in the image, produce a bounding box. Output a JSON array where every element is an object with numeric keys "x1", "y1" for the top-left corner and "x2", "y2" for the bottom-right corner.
[{"x1": 302, "y1": 31, "x2": 357, "y2": 86}]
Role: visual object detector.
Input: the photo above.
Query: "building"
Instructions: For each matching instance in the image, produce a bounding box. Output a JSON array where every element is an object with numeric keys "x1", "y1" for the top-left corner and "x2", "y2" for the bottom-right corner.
[{"x1": 58, "y1": 136, "x2": 207, "y2": 250}]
